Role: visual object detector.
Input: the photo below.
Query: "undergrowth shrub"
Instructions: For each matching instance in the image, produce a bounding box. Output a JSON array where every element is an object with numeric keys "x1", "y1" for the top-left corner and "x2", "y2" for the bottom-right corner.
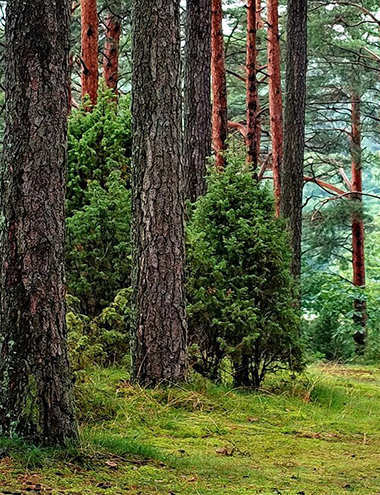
[
  {"x1": 67, "y1": 289, "x2": 132, "y2": 372},
  {"x1": 186, "y1": 154, "x2": 304, "y2": 388},
  {"x1": 66, "y1": 88, "x2": 132, "y2": 315}
]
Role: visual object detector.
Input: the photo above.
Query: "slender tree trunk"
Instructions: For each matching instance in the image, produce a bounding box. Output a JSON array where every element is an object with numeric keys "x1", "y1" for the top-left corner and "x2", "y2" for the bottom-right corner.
[
  {"x1": 350, "y1": 91, "x2": 367, "y2": 352},
  {"x1": 267, "y1": 0, "x2": 283, "y2": 216},
  {"x1": 184, "y1": 0, "x2": 212, "y2": 202},
  {"x1": 132, "y1": 0, "x2": 188, "y2": 385},
  {"x1": 103, "y1": 0, "x2": 121, "y2": 93},
  {"x1": 0, "y1": 0, "x2": 77, "y2": 445},
  {"x1": 281, "y1": 0, "x2": 308, "y2": 279},
  {"x1": 246, "y1": 0, "x2": 260, "y2": 170},
  {"x1": 81, "y1": 0, "x2": 99, "y2": 105},
  {"x1": 211, "y1": 0, "x2": 228, "y2": 170}
]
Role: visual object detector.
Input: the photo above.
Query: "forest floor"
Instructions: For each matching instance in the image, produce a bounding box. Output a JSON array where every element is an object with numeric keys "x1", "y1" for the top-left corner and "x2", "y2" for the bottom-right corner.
[{"x1": 0, "y1": 364, "x2": 379, "y2": 495}]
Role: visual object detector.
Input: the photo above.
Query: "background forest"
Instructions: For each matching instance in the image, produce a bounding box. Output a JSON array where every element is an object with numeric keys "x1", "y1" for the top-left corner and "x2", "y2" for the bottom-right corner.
[{"x1": 0, "y1": 0, "x2": 380, "y2": 493}]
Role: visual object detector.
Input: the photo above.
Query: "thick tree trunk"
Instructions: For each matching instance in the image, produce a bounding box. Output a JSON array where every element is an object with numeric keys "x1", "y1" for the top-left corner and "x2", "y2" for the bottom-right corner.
[
  {"x1": 246, "y1": 0, "x2": 261, "y2": 170},
  {"x1": 132, "y1": 0, "x2": 188, "y2": 385},
  {"x1": 103, "y1": 0, "x2": 121, "y2": 93},
  {"x1": 184, "y1": 0, "x2": 212, "y2": 202},
  {"x1": 350, "y1": 92, "x2": 367, "y2": 352},
  {"x1": 0, "y1": 0, "x2": 77, "y2": 445},
  {"x1": 211, "y1": 0, "x2": 228, "y2": 170},
  {"x1": 267, "y1": 0, "x2": 283, "y2": 217},
  {"x1": 281, "y1": 0, "x2": 308, "y2": 279},
  {"x1": 81, "y1": 0, "x2": 99, "y2": 105}
]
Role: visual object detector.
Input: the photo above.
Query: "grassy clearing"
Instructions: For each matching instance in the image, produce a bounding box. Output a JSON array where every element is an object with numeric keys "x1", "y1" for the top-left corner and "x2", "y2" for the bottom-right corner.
[{"x1": 1, "y1": 364, "x2": 380, "y2": 494}]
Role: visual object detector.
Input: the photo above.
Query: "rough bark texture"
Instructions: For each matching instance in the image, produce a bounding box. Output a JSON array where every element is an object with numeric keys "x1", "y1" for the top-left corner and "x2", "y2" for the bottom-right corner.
[
  {"x1": 281, "y1": 0, "x2": 308, "y2": 279},
  {"x1": 103, "y1": 0, "x2": 121, "y2": 93},
  {"x1": 184, "y1": 0, "x2": 212, "y2": 202},
  {"x1": 211, "y1": 0, "x2": 228, "y2": 170},
  {"x1": 0, "y1": 0, "x2": 78, "y2": 445},
  {"x1": 267, "y1": 0, "x2": 283, "y2": 217},
  {"x1": 350, "y1": 92, "x2": 367, "y2": 351},
  {"x1": 81, "y1": 0, "x2": 99, "y2": 105},
  {"x1": 246, "y1": 0, "x2": 261, "y2": 170},
  {"x1": 131, "y1": 0, "x2": 188, "y2": 385}
]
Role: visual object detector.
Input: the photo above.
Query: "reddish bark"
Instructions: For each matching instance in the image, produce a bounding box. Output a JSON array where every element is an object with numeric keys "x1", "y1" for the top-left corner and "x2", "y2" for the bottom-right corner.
[
  {"x1": 267, "y1": 0, "x2": 283, "y2": 216},
  {"x1": 103, "y1": 11, "x2": 121, "y2": 92},
  {"x1": 81, "y1": 0, "x2": 99, "y2": 106},
  {"x1": 246, "y1": 0, "x2": 261, "y2": 170},
  {"x1": 350, "y1": 92, "x2": 367, "y2": 350},
  {"x1": 211, "y1": 0, "x2": 228, "y2": 170}
]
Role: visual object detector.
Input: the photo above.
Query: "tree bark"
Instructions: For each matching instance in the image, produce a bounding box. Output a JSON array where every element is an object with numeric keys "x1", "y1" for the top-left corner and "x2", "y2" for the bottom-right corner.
[
  {"x1": 103, "y1": 0, "x2": 121, "y2": 93},
  {"x1": 0, "y1": 0, "x2": 78, "y2": 445},
  {"x1": 131, "y1": 0, "x2": 188, "y2": 385},
  {"x1": 211, "y1": 0, "x2": 228, "y2": 170},
  {"x1": 350, "y1": 91, "x2": 367, "y2": 352},
  {"x1": 281, "y1": 0, "x2": 308, "y2": 279},
  {"x1": 246, "y1": 0, "x2": 261, "y2": 170},
  {"x1": 267, "y1": 0, "x2": 283, "y2": 217},
  {"x1": 81, "y1": 0, "x2": 99, "y2": 106},
  {"x1": 184, "y1": 0, "x2": 212, "y2": 202}
]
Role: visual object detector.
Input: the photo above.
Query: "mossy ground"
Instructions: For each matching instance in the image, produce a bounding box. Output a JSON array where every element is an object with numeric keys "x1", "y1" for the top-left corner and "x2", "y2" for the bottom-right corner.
[{"x1": 0, "y1": 364, "x2": 380, "y2": 494}]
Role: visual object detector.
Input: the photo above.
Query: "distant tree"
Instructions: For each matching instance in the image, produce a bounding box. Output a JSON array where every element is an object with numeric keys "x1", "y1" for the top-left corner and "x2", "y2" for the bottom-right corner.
[
  {"x1": 0, "y1": 0, "x2": 77, "y2": 445},
  {"x1": 246, "y1": 0, "x2": 260, "y2": 169},
  {"x1": 103, "y1": 0, "x2": 122, "y2": 92},
  {"x1": 281, "y1": 0, "x2": 308, "y2": 279},
  {"x1": 267, "y1": 0, "x2": 283, "y2": 216},
  {"x1": 184, "y1": 0, "x2": 212, "y2": 202},
  {"x1": 211, "y1": 0, "x2": 228, "y2": 170},
  {"x1": 81, "y1": 0, "x2": 99, "y2": 105},
  {"x1": 131, "y1": 0, "x2": 188, "y2": 384}
]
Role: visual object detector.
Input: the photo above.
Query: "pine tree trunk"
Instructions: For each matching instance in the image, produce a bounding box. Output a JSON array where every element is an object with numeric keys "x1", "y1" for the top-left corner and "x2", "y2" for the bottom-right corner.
[
  {"x1": 184, "y1": 0, "x2": 212, "y2": 202},
  {"x1": 81, "y1": 0, "x2": 99, "y2": 105},
  {"x1": 246, "y1": 0, "x2": 261, "y2": 170},
  {"x1": 211, "y1": 0, "x2": 228, "y2": 170},
  {"x1": 131, "y1": 0, "x2": 188, "y2": 385},
  {"x1": 350, "y1": 91, "x2": 367, "y2": 352},
  {"x1": 103, "y1": 0, "x2": 121, "y2": 93},
  {"x1": 0, "y1": 0, "x2": 78, "y2": 445},
  {"x1": 281, "y1": 0, "x2": 308, "y2": 279},
  {"x1": 267, "y1": 0, "x2": 283, "y2": 217}
]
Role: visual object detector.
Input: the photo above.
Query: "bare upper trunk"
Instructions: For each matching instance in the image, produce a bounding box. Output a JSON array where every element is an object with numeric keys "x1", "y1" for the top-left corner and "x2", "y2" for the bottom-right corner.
[
  {"x1": 246, "y1": 0, "x2": 261, "y2": 170},
  {"x1": 184, "y1": 0, "x2": 212, "y2": 202},
  {"x1": 281, "y1": 0, "x2": 308, "y2": 279},
  {"x1": 267, "y1": 0, "x2": 283, "y2": 216},
  {"x1": 103, "y1": 0, "x2": 121, "y2": 93},
  {"x1": 211, "y1": 0, "x2": 228, "y2": 170},
  {"x1": 81, "y1": 0, "x2": 99, "y2": 106}
]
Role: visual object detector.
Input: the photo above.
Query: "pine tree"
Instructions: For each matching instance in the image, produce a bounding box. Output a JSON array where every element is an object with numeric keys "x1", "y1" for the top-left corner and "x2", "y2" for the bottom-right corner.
[
  {"x1": 131, "y1": 0, "x2": 188, "y2": 384},
  {"x1": 0, "y1": 0, "x2": 78, "y2": 445}
]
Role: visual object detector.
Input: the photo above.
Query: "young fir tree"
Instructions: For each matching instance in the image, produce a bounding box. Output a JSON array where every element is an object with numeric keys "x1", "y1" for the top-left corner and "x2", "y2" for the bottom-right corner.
[
  {"x1": 131, "y1": 0, "x2": 188, "y2": 384},
  {"x1": 0, "y1": 0, "x2": 77, "y2": 445}
]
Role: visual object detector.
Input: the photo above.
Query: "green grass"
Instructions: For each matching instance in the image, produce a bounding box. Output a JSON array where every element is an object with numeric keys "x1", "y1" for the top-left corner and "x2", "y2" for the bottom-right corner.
[{"x1": 1, "y1": 363, "x2": 380, "y2": 494}]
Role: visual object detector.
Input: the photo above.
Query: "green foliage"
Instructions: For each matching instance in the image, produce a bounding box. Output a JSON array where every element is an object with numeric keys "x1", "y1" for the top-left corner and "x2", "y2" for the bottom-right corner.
[
  {"x1": 67, "y1": 289, "x2": 132, "y2": 372},
  {"x1": 66, "y1": 171, "x2": 132, "y2": 315},
  {"x1": 67, "y1": 85, "x2": 132, "y2": 215},
  {"x1": 66, "y1": 89, "x2": 132, "y2": 315},
  {"x1": 186, "y1": 153, "x2": 304, "y2": 388}
]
